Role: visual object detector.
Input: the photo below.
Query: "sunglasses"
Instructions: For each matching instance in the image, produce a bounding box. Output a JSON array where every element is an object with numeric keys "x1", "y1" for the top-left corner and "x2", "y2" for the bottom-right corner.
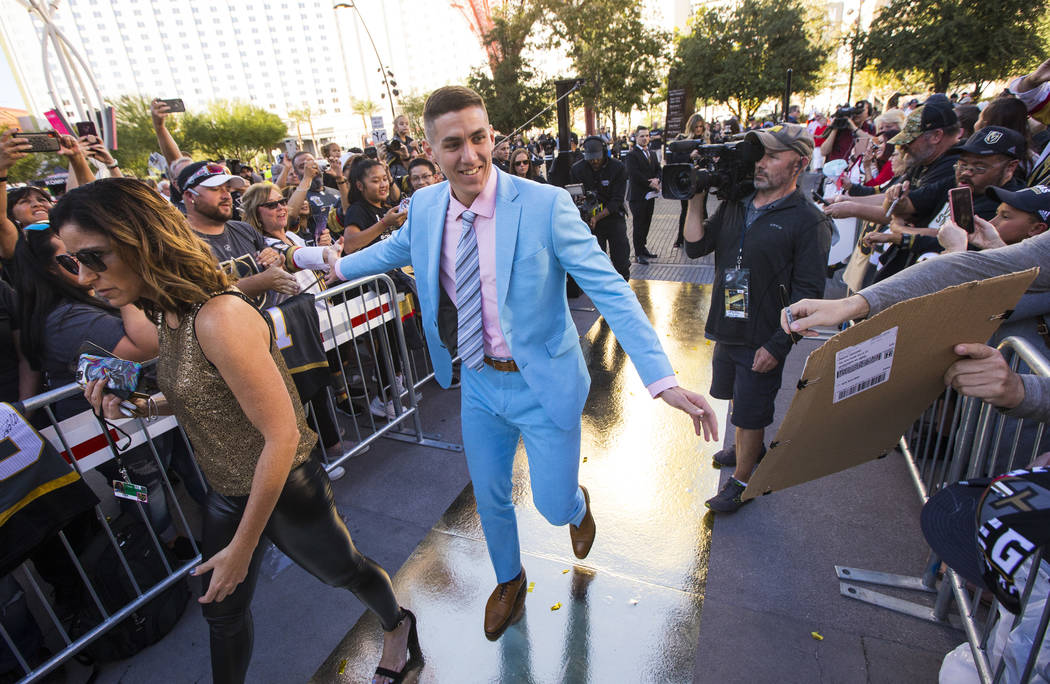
[
  {"x1": 259, "y1": 198, "x2": 289, "y2": 210},
  {"x1": 55, "y1": 249, "x2": 109, "y2": 275},
  {"x1": 514, "y1": 160, "x2": 531, "y2": 166}
]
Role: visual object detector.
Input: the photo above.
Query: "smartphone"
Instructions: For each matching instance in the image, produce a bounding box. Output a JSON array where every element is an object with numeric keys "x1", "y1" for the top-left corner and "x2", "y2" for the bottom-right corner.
[
  {"x1": 283, "y1": 140, "x2": 297, "y2": 158},
  {"x1": 811, "y1": 190, "x2": 830, "y2": 206},
  {"x1": 13, "y1": 131, "x2": 60, "y2": 153},
  {"x1": 398, "y1": 196, "x2": 411, "y2": 213},
  {"x1": 949, "y1": 186, "x2": 975, "y2": 233},
  {"x1": 159, "y1": 98, "x2": 185, "y2": 113},
  {"x1": 565, "y1": 183, "x2": 584, "y2": 201},
  {"x1": 75, "y1": 120, "x2": 98, "y2": 138},
  {"x1": 76, "y1": 354, "x2": 143, "y2": 392}
]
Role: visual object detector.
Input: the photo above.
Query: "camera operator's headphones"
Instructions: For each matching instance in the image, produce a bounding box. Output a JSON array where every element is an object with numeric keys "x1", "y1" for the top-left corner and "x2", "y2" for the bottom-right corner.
[{"x1": 581, "y1": 135, "x2": 607, "y2": 161}]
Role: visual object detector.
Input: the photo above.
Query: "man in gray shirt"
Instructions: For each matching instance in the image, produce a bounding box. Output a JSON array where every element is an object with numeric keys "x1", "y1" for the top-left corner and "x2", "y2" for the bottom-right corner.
[{"x1": 783, "y1": 231, "x2": 1050, "y2": 422}]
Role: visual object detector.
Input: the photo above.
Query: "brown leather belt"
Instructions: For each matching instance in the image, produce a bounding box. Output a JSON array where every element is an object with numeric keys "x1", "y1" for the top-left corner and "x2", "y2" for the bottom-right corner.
[{"x1": 484, "y1": 356, "x2": 520, "y2": 372}]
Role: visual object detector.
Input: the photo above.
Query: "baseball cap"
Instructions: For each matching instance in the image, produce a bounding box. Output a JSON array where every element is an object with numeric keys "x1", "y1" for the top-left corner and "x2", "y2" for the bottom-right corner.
[
  {"x1": 957, "y1": 126, "x2": 1025, "y2": 160},
  {"x1": 889, "y1": 103, "x2": 959, "y2": 145},
  {"x1": 986, "y1": 184, "x2": 1050, "y2": 223},
  {"x1": 744, "y1": 123, "x2": 813, "y2": 158},
  {"x1": 581, "y1": 136, "x2": 606, "y2": 161},
  {"x1": 921, "y1": 467, "x2": 1050, "y2": 614},
  {"x1": 177, "y1": 161, "x2": 248, "y2": 194}
]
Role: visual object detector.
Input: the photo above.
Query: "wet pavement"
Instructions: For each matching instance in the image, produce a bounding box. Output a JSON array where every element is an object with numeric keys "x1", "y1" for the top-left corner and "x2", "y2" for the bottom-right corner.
[{"x1": 312, "y1": 280, "x2": 730, "y2": 683}]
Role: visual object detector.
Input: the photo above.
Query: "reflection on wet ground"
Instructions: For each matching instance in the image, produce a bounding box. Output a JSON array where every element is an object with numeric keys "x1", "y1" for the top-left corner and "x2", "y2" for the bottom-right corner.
[{"x1": 313, "y1": 281, "x2": 727, "y2": 683}]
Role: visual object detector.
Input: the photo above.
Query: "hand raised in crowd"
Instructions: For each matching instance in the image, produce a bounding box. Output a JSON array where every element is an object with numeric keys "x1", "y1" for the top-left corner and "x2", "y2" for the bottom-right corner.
[
  {"x1": 884, "y1": 180, "x2": 910, "y2": 204},
  {"x1": 944, "y1": 343, "x2": 1026, "y2": 410},
  {"x1": 382, "y1": 206, "x2": 408, "y2": 230},
  {"x1": 824, "y1": 201, "x2": 860, "y2": 219},
  {"x1": 968, "y1": 216, "x2": 1008, "y2": 251},
  {"x1": 937, "y1": 218, "x2": 969, "y2": 253},
  {"x1": 0, "y1": 130, "x2": 32, "y2": 173},
  {"x1": 193, "y1": 540, "x2": 254, "y2": 604},
  {"x1": 752, "y1": 347, "x2": 779, "y2": 373},
  {"x1": 862, "y1": 230, "x2": 901, "y2": 247},
  {"x1": 83, "y1": 377, "x2": 147, "y2": 420},
  {"x1": 150, "y1": 98, "x2": 172, "y2": 127},
  {"x1": 55, "y1": 134, "x2": 85, "y2": 160},
  {"x1": 301, "y1": 159, "x2": 319, "y2": 181},
  {"x1": 79, "y1": 135, "x2": 115, "y2": 166},
  {"x1": 781, "y1": 295, "x2": 871, "y2": 338},
  {"x1": 317, "y1": 229, "x2": 332, "y2": 247},
  {"x1": 658, "y1": 386, "x2": 719, "y2": 442},
  {"x1": 256, "y1": 247, "x2": 284, "y2": 270},
  {"x1": 262, "y1": 264, "x2": 299, "y2": 295}
]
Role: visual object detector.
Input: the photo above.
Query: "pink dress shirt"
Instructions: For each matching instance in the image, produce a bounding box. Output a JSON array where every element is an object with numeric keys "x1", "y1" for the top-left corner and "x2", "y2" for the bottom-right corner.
[{"x1": 438, "y1": 167, "x2": 677, "y2": 398}]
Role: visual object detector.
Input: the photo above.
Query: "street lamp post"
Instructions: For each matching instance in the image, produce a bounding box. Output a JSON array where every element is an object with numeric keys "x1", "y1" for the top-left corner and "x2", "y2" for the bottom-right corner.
[{"x1": 333, "y1": 1, "x2": 398, "y2": 122}]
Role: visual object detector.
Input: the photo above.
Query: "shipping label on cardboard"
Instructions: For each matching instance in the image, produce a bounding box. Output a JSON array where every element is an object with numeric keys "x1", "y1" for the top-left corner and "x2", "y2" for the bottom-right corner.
[{"x1": 833, "y1": 326, "x2": 897, "y2": 403}]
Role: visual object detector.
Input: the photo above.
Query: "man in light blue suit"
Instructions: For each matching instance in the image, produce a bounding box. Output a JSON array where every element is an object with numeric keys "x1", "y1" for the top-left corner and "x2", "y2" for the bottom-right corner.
[{"x1": 329, "y1": 86, "x2": 719, "y2": 641}]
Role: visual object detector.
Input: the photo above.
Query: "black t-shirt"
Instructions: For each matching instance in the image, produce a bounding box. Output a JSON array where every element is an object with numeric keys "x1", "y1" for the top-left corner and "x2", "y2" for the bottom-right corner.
[
  {"x1": 343, "y1": 201, "x2": 394, "y2": 248},
  {"x1": 305, "y1": 187, "x2": 340, "y2": 239},
  {"x1": 44, "y1": 300, "x2": 125, "y2": 419},
  {"x1": 0, "y1": 281, "x2": 19, "y2": 402},
  {"x1": 904, "y1": 146, "x2": 962, "y2": 227}
]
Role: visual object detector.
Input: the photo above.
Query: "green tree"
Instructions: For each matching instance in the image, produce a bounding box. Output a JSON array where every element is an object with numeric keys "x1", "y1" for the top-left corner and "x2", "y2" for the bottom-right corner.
[
  {"x1": 545, "y1": 0, "x2": 666, "y2": 137},
  {"x1": 181, "y1": 100, "x2": 288, "y2": 162},
  {"x1": 673, "y1": 0, "x2": 829, "y2": 122},
  {"x1": 398, "y1": 93, "x2": 428, "y2": 140},
  {"x1": 351, "y1": 98, "x2": 378, "y2": 133},
  {"x1": 110, "y1": 94, "x2": 183, "y2": 177},
  {"x1": 857, "y1": 0, "x2": 1048, "y2": 96},
  {"x1": 466, "y1": 1, "x2": 552, "y2": 135}
]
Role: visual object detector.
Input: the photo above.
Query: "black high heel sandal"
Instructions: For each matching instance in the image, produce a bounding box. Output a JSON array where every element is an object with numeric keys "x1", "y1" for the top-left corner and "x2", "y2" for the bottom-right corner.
[{"x1": 373, "y1": 608, "x2": 423, "y2": 683}]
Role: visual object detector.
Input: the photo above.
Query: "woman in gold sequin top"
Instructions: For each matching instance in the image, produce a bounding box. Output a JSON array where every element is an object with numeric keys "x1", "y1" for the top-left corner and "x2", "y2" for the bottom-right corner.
[{"x1": 64, "y1": 179, "x2": 421, "y2": 684}]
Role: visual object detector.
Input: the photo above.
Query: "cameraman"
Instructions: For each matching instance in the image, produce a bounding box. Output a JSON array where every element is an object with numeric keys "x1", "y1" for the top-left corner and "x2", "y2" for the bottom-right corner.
[
  {"x1": 819, "y1": 100, "x2": 875, "y2": 163},
  {"x1": 684, "y1": 124, "x2": 833, "y2": 514},
  {"x1": 571, "y1": 136, "x2": 630, "y2": 280}
]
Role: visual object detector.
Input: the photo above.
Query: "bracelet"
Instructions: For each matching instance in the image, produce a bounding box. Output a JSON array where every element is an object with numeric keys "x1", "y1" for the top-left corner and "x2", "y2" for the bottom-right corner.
[
  {"x1": 336, "y1": 178, "x2": 348, "y2": 185},
  {"x1": 106, "y1": 161, "x2": 119, "y2": 169}
]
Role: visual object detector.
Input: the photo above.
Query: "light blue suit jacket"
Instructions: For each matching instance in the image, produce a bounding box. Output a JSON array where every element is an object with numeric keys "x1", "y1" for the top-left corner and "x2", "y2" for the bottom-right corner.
[{"x1": 335, "y1": 167, "x2": 673, "y2": 430}]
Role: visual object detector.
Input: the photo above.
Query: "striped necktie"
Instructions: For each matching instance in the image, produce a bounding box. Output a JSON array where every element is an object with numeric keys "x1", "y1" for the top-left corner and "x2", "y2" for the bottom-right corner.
[{"x1": 455, "y1": 210, "x2": 485, "y2": 371}]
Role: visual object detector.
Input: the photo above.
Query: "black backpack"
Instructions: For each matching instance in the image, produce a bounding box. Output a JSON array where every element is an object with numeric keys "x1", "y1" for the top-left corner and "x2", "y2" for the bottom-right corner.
[{"x1": 68, "y1": 515, "x2": 190, "y2": 663}]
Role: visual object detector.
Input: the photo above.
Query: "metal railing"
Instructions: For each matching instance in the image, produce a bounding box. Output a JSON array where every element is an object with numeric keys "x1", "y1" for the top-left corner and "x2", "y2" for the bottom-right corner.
[
  {"x1": 0, "y1": 273, "x2": 460, "y2": 682},
  {"x1": 836, "y1": 336, "x2": 1050, "y2": 683}
]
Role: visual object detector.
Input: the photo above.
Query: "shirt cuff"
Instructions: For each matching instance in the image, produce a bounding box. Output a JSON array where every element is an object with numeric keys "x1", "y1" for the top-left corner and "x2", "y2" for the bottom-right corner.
[{"x1": 647, "y1": 375, "x2": 678, "y2": 399}]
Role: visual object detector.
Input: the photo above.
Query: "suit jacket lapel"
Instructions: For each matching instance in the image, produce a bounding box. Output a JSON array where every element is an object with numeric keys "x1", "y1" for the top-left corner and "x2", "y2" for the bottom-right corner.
[{"x1": 493, "y1": 170, "x2": 521, "y2": 314}]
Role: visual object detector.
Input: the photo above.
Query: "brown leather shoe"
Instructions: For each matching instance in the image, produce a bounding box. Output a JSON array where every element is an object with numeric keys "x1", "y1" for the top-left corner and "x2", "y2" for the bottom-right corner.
[
  {"x1": 484, "y1": 568, "x2": 527, "y2": 641},
  {"x1": 570, "y1": 485, "x2": 596, "y2": 559}
]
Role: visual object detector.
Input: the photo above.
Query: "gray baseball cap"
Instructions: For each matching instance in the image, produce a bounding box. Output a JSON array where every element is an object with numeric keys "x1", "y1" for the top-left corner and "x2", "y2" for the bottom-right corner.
[{"x1": 744, "y1": 123, "x2": 814, "y2": 158}]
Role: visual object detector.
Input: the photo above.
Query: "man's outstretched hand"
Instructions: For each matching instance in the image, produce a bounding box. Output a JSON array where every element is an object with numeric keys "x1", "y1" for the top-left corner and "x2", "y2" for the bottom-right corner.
[
  {"x1": 945, "y1": 343, "x2": 1026, "y2": 409},
  {"x1": 659, "y1": 386, "x2": 719, "y2": 442}
]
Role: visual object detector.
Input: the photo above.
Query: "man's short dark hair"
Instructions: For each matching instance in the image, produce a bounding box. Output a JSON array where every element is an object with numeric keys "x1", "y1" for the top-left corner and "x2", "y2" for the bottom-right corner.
[
  {"x1": 635, "y1": 125, "x2": 649, "y2": 133},
  {"x1": 408, "y1": 157, "x2": 435, "y2": 174},
  {"x1": 424, "y1": 86, "x2": 487, "y2": 140},
  {"x1": 290, "y1": 150, "x2": 310, "y2": 166}
]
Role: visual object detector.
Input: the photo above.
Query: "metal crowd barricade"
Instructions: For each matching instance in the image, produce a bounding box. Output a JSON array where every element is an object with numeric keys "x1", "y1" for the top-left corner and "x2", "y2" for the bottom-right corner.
[
  {"x1": 308, "y1": 272, "x2": 461, "y2": 469},
  {"x1": 835, "y1": 336, "x2": 1050, "y2": 683},
  {"x1": 0, "y1": 371, "x2": 204, "y2": 683},
  {"x1": 1, "y1": 273, "x2": 459, "y2": 682}
]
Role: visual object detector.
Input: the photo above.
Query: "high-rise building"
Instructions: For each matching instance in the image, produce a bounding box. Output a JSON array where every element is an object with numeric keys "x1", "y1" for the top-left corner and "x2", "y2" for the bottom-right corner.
[{"x1": 0, "y1": 0, "x2": 484, "y2": 147}]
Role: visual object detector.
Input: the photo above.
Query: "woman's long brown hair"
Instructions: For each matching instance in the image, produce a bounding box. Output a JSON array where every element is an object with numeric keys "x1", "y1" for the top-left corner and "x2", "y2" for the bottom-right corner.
[{"x1": 49, "y1": 177, "x2": 230, "y2": 318}]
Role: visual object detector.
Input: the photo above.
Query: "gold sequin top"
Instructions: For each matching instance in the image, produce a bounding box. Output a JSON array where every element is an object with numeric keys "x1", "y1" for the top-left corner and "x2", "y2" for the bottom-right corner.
[{"x1": 156, "y1": 290, "x2": 316, "y2": 496}]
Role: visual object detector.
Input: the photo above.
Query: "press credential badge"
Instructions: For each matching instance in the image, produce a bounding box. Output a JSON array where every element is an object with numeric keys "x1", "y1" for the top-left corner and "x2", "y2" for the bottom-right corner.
[{"x1": 833, "y1": 327, "x2": 897, "y2": 403}]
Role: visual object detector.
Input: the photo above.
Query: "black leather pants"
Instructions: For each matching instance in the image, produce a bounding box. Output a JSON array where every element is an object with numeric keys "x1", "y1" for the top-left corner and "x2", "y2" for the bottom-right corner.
[{"x1": 201, "y1": 454, "x2": 400, "y2": 684}]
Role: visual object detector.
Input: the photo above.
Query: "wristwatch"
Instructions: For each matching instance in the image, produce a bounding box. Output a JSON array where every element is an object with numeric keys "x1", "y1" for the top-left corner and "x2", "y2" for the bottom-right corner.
[{"x1": 106, "y1": 160, "x2": 119, "y2": 169}]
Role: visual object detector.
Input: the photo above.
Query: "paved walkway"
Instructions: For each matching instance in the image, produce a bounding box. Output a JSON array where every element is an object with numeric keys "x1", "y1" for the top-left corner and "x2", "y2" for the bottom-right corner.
[{"x1": 75, "y1": 198, "x2": 959, "y2": 683}]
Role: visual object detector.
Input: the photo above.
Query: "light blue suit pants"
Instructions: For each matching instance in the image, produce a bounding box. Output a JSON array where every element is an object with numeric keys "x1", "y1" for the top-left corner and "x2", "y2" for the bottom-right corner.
[{"x1": 461, "y1": 363, "x2": 587, "y2": 583}]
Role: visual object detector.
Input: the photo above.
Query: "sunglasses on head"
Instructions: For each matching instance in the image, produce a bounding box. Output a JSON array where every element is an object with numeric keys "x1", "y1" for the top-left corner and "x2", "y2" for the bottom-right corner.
[
  {"x1": 259, "y1": 198, "x2": 288, "y2": 210},
  {"x1": 55, "y1": 249, "x2": 109, "y2": 276}
]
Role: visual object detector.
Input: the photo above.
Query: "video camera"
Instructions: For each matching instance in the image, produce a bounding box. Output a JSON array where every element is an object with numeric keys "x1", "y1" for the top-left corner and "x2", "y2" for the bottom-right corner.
[
  {"x1": 661, "y1": 138, "x2": 762, "y2": 202},
  {"x1": 832, "y1": 105, "x2": 863, "y2": 130},
  {"x1": 565, "y1": 183, "x2": 603, "y2": 223}
]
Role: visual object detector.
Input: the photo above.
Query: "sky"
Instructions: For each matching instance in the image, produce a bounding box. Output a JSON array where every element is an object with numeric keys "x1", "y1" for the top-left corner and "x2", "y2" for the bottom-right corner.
[{"x1": 0, "y1": 49, "x2": 26, "y2": 110}]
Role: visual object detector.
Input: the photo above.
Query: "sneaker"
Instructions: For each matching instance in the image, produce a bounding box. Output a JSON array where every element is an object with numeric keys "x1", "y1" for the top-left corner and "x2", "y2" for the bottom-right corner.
[
  {"x1": 711, "y1": 444, "x2": 767, "y2": 469},
  {"x1": 369, "y1": 396, "x2": 396, "y2": 420},
  {"x1": 705, "y1": 478, "x2": 750, "y2": 514},
  {"x1": 394, "y1": 374, "x2": 422, "y2": 402}
]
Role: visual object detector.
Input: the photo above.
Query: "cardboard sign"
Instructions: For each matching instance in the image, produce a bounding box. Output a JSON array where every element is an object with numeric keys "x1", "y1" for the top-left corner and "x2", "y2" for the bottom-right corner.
[{"x1": 743, "y1": 269, "x2": 1038, "y2": 500}]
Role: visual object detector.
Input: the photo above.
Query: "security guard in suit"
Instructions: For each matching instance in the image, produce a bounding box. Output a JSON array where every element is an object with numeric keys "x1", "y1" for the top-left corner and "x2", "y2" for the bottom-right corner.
[{"x1": 625, "y1": 126, "x2": 662, "y2": 263}]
